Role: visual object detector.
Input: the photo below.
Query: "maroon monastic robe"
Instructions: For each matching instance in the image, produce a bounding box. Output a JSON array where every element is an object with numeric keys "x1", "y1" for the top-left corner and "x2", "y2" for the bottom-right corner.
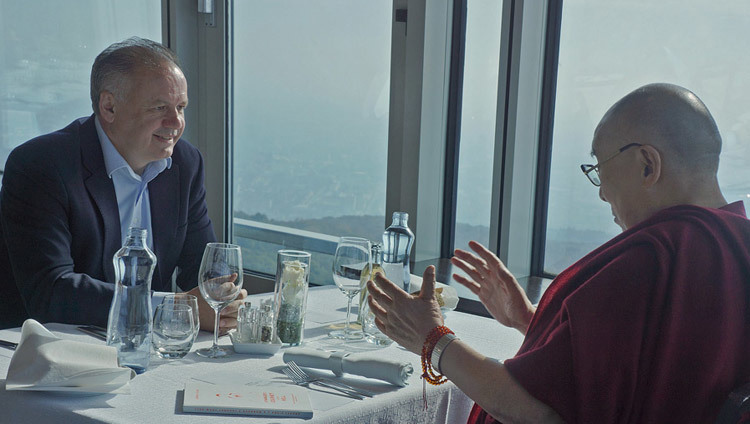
[{"x1": 469, "y1": 202, "x2": 750, "y2": 423}]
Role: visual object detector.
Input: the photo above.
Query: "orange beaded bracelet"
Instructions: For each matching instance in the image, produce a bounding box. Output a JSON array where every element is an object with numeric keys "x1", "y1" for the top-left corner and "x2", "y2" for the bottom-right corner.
[{"x1": 421, "y1": 326, "x2": 454, "y2": 386}]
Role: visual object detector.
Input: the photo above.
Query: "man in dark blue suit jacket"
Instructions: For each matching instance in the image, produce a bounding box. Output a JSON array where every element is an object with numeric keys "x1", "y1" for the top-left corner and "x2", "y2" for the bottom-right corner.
[{"x1": 0, "y1": 37, "x2": 244, "y2": 329}]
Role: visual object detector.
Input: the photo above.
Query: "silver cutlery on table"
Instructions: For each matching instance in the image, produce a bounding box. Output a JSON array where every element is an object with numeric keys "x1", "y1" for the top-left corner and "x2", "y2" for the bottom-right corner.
[
  {"x1": 283, "y1": 366, "x2": 363, "y2": 400},
  {"x1": 76, "y1": 325, "x2": 108, "y2": 341},
  {"x1": 285, "y1": 361, "x2": 375, "y2": 398},
  {"x1": 0, "y1": 339, "x2": 18, "y2": 351}
]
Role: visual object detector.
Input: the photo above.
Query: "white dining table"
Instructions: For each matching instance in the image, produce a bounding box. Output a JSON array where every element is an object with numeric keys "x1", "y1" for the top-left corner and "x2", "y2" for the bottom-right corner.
[{"x1": 0, "y1": 286, "x2": 524, "y2": 423}]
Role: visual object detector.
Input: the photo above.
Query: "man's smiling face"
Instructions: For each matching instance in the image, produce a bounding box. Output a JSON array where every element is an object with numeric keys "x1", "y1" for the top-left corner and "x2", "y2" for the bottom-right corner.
[{"x1": 101, "y1": 63, "x2": 188, "y2": 174}]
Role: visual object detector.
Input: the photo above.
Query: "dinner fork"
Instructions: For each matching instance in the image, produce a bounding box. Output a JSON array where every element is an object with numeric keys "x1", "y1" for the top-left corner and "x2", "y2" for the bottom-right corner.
[
  {"x1": 283, "y1": 366, "x2": 364, "y2": 400},
  {"x1": 286, "y1": 361, "x2": 375, "y2": 397}
]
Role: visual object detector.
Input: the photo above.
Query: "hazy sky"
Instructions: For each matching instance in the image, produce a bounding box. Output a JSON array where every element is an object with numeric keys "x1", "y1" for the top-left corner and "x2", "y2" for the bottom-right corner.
[
  {"x1": 454, "y1": 0, "x2": 503, "y2": 247},
  {"x1": 232, "y1": 0, "x2": 392, "y2": 220},
  {"x1": 0, "y1": 0, "x2": 160, "y2": 153},
  {"x1": 549, "y1": 0, "x2": 750, "y2": 239}
]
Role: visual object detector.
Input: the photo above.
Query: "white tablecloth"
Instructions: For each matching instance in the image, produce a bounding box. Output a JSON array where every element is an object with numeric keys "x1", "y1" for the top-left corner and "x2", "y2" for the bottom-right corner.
[{"x1": 0, "y1": 286, "x2": 524, "y2": 423}]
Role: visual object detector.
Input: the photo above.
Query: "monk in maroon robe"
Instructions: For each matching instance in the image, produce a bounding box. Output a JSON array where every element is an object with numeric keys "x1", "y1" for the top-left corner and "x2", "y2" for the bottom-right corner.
[{"x1": 367, "y1": 83, "x2": 750, "y2": 423}]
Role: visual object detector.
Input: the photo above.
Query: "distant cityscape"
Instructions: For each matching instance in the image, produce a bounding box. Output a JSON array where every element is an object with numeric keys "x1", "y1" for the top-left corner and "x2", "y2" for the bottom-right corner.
[{"x1": 233, "y1": 210, "x2": 614, "y2": 285}]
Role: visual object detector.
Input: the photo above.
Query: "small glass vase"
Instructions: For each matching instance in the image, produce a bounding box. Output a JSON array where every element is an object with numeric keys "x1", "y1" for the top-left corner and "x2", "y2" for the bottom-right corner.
[{"x1": 273, "y1": 250, "x2": 311, "y2": 346}]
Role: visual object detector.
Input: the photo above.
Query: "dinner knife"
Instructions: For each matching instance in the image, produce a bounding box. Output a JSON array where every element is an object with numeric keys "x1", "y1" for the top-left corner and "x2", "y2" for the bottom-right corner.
[{"x1": 0, "y1": 339, "x2": 18, "y2": 350}]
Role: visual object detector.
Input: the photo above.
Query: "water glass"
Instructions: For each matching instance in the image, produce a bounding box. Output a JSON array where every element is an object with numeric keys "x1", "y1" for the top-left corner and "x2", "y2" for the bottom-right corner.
[
  {"x1": 163, "y1": 293, "x2": 200, "y2": 342},
  {"x1": 152, "y1": 303, "x2": 195, "y2": 359},
  {"x1": 361, "y1": 296, "x2": 393, "y2": 346}
]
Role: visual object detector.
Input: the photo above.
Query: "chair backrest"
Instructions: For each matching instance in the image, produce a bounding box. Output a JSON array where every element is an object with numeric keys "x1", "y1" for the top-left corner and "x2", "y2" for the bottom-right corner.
[{"x1": 715, "y1": 383, "x2": 750, "y2": 424}]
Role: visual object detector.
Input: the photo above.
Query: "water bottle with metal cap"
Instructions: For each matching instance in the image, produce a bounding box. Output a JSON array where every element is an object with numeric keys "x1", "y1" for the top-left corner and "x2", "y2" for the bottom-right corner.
[
  {"x1": 381, "y1": 211, "x2": 415, "y2": 291},
  {"x1": 106, "y1": 227, "x2": 157, "y2": 374}
]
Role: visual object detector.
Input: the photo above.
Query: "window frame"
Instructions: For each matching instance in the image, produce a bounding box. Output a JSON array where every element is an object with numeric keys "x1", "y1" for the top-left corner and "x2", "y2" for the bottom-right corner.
[
  {"x1": 530, "y1": 0, "x2": 563, "y2": 280},
  {"x1": 449, "y1": 0, "x2": 556, "y2": 312},
  {"x1": 439, "y1": 0, "x2": 467, "y2": 259},
  {"x1": 170, "y1": 0, "x2": 559, "y2": 305},
  {"x1": 495, "y1": 0, "x2": 549, "y2": 281},
  {"x1": 166, "y1": 0, "x2": 231, "y2": 241}
]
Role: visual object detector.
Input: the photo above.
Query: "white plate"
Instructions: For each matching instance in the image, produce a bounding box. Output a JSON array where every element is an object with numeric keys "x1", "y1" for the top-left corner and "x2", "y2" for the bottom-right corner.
[{"x1": 229, "y1": 333, "x2": 282, "y2": 355}]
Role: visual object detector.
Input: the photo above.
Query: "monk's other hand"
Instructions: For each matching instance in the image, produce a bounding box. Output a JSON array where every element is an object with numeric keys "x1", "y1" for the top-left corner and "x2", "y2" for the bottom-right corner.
[{"x1": 367, "y1": 266, "x2": 444, "y2": 354}]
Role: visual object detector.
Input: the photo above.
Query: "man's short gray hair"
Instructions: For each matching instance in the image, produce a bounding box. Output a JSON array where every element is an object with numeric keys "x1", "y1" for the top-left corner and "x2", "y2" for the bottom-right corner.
[{"x1": 90, "y1": 37, "x2": 181, "y2": 115}]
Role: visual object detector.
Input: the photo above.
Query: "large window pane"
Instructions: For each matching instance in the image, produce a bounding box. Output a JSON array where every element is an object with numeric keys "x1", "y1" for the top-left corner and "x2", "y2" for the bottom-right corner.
[
  {"x1": 231, "y1": 1, "x2": 392, "y2": 285},
  {"x1": 454, "y1": 0, "x2": 503, "y2": 251},
  {"x1": 0, "y1": 0, "x2": 161, "y2": 168},
  {"x1": 544, "y1": 0, "x2": 750, "y2": 274}
]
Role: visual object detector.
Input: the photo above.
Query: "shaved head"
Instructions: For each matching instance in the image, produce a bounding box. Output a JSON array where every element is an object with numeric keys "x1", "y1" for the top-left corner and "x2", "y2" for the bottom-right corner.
[
  {"x1": 592, "y1": 83, "x2": 728, "y2": 229},
  {"x1": 595, "y1": 83, "x2": 722, "y2": 176}
]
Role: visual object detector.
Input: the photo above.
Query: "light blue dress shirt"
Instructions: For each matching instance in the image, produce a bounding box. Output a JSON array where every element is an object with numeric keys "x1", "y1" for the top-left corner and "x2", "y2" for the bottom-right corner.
[
  {"x1": 95, "y1": 118, "x2": 173, "y2": 303},
  {"x1": 94, "y1": 118, "x2": 171, "y2": 250}
]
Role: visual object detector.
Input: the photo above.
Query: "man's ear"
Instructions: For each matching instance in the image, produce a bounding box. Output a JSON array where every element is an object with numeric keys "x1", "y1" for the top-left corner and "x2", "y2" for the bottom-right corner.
[
  {"x1": 639, "y1": 145, "x2": 662, "y2": 187},
  {"x1": 99, "y1": 91, "x2": 116, "y2": 123}
]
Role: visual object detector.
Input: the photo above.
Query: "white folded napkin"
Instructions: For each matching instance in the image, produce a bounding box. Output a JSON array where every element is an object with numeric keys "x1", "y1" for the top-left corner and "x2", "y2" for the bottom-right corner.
[
  {"x1": 5, "y1": 319, "x2": 135, "y2": 394},
  {"x1": 409, "y1": 274, "x2": 459, "y2": 310},
  {"x1": 283, "y1": 348, "x2": 413, "y2": 387}
]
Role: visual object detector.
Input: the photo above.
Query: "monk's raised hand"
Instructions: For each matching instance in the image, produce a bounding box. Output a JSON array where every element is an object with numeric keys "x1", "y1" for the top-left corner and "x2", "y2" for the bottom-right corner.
[
  {"x1": 451, "y1": 241, "x2": 535, "y2": 334},
  {"x1": 366, "y1": 266, "x2": 444, "y2": 354}
]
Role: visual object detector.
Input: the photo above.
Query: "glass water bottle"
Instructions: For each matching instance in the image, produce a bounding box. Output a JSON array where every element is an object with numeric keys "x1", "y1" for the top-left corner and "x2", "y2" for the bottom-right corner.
[
  {"x1": 382, "y1": 212, "x2": 415, "y2": 291},
  {"x1": 106, "y1": 227, "x2": 157, "y2": 374}
]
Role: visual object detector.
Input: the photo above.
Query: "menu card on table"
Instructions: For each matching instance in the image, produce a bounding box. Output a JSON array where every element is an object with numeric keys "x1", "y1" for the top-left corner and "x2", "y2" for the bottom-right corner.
[{"x1": 183, "y1": 382, "x2": 313, "y2": 419}]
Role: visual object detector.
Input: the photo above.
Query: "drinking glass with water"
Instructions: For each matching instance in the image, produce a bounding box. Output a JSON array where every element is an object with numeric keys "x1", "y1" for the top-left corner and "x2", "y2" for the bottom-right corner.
[
  {"x1": 162, "y1": 293, "x2": 200, "y2": 342},
  {"x1": 152, "y1": 303, "x2": 195, "y2": 359}
]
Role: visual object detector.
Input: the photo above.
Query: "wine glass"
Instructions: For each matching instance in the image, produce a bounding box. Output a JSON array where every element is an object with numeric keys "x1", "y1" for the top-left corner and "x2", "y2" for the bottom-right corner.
[
  {"x1": 329, "y1": 237, "x2": 371, "y2": 340},
  {"x1": 196, "y1": 243, "x2": 244, "y2": 358}
]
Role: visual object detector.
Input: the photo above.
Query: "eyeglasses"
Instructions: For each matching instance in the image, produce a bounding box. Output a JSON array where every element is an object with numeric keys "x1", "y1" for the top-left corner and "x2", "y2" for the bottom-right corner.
[{"x1": 580, "y1": 142, "x2": 642, "y2": 186}]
